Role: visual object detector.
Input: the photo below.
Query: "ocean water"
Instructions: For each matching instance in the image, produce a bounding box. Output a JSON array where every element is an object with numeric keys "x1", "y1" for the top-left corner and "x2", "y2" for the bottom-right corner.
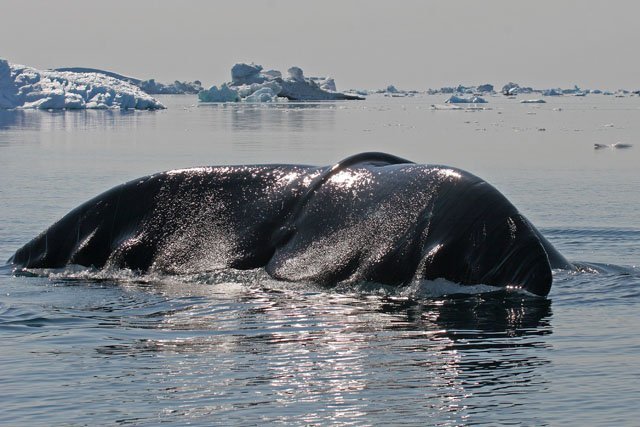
[{"x1": 0, "y1": 94, "x2": 638, "y2": 426}]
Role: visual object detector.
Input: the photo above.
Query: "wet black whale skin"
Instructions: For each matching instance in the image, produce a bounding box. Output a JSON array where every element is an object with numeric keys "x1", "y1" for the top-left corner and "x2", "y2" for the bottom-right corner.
[{"x1": 9, "y1": 153, "x2": 570, "y2": 296}]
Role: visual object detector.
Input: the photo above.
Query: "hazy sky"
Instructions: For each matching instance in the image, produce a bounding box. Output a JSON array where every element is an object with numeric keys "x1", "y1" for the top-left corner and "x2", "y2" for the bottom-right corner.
[{"x1": 2, "y1": 0, "x2": 639, "y2": 91}]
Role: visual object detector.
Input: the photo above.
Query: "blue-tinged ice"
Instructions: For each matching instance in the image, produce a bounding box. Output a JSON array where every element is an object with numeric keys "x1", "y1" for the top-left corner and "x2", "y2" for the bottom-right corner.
[
  {"x1": 542, "y1": 88, "x2": 562, "y2": 96},
  {"x1": 0, "y1": 59, "x2": 164, "y2": 110},
  {"x1": 197, "y1": 83, "x2": 241, "y2": 102},
  {"x1": 445, "y1": 95, "x2": 487, "y2": 104}
]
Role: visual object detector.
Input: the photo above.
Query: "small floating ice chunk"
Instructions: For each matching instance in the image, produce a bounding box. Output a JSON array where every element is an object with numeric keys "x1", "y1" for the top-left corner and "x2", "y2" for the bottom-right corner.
[
  {"x1": 502, "y1": 82, "x2": 519, "y2": 95},
  {"x1": 386, "y1": 85, "x2": 399, "y2": 94},
  {"x1": 476, "y1": 84, "x2": 494, "y2": 93},
  {"x1": 520, "y1": 99, "x2": 546, "y2": 104},
  {"x1": 445, "y1": 95, "x2": 487, "y2": 104},
  {"x1": 431, "y1": 104, "x2": 463, "y2": 110}
]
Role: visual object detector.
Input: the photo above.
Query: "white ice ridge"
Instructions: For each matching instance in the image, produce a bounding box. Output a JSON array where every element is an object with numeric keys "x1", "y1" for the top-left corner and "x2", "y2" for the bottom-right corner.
[
  {"x1": 198, "y1": 63, "x2": 363, "y2": 103},
  {"x1": 0, "y1": 59, "x2": 164, "y2": 110},
  {"x1": 444, "y1": 95, "x2": 487, "y2": 104}
]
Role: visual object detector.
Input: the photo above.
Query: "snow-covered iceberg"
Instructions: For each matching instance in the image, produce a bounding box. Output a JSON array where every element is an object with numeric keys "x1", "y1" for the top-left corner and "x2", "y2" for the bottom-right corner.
[
  {"x1": 56, "y1": 67, "x2": 202, "y2": 95},
  {"x1": 0, "y1": 59, "x2": 164, "y2": 110},
  {"x1": 199, "y1": 63, "x2": 363, "y2": 103}
]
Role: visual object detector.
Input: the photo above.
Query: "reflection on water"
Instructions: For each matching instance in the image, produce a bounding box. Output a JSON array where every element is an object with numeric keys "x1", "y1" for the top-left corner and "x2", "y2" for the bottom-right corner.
[
  {"x1": 0, "y1": 101, "x2": 337, "y2": 136},
  {"x1": 0, "y1": 108, "x2": 151, "y2": 133},
  {"x1": 202, "y1": 102, "x2": 338, "y2": 133},
  {"x1": 10, "y1": 276, "x2": 549, "y2": 426}
]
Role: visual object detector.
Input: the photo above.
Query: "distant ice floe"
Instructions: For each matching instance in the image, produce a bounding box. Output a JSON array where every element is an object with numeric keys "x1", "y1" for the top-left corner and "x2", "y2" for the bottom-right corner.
[
  {"x1": 199, "y1": 63, "x2": 363, "y2": 103},
  {"x1": 427, "y1": 84, "x2": 494, "y2": 95},
  {"x1": 520, "y1": 99, "x2": 546, "y2": 104},
  {"x1": 426, "y1": 81, "x2": 638, "y2": 99},
  {"x1": 430, "y1": 104, "x2": 488, "y2": 111},
  {"x1": 0, "y1": 59, "x2": 164, "y2": 110},
  {"x1": 445, "y1": 95, "x2": 487, "y2": 104},
  {"x1": 377, "y1": 85, "x2": 422, "y2": 97},
  {"x1": 385, "y1": 84, "x2": 399, "y2": 94},
  {"x1": 502, "y1": 82, "x2": 532, "y2": 95},
  {"x1": 541, "y1": 88, "x2": 562, "y2": 96}
]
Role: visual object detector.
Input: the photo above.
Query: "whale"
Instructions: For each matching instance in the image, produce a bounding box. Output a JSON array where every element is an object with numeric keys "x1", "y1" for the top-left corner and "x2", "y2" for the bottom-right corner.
[{"x1": 8, "y1": 152, "x2": 571, "y2": 296}]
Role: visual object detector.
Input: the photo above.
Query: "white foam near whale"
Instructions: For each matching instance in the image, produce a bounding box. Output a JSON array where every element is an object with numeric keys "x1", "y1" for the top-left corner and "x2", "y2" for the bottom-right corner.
[{"x1": 0, "y1": 58, "x2": 164, "y2": 110}]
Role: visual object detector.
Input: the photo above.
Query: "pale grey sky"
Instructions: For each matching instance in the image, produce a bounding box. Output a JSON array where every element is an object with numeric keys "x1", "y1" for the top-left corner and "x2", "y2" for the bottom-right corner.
[{"x1": 2, "y1": 0, "x2": 639, "y2": 91}]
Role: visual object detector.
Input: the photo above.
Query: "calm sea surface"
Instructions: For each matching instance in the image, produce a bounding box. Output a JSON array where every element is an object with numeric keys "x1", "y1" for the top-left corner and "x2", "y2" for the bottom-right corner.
[{"x1": 0, "y1": 95, "x2": 638, "y2": 425}]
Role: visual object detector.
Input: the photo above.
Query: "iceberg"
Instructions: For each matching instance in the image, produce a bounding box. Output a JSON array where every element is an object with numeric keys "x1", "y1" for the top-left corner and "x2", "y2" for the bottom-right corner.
[
  {"x1": 55, "y1": 67, "x2": 202, "y2": 95},
  {"x1": 385, "y1": 85, "x2": 399, "y2": 94},
  {"x1": 501, "y1": 82, "x2": 534, "y2": 95},
  {"x1": 541, "y1": 88, "x2": 562, "y2": 96},
  {"x1": 427, "y1": 84, "x2": 495, "y2": 95},
  {"x1": 445, "y1": 95, "x2": 487, "y2": 104},
  {"x1": 0, "y1": 60, "x2": 19, "y2": 109},
  {"x1": 476, "y1": 84, "x2": 494, "y2": 93},
  {"x1": 376, "y1": 85, "x2": 419, "y2": 97},
  {"x1": 1, "y1": 59, "x2": 164, "y2": 110},
  {"x1": 198, "y1": 83, "x2": 241, "y2": 102},
  {"x1": 199, "y1": 62, "x2": 363, "y2": 103}
]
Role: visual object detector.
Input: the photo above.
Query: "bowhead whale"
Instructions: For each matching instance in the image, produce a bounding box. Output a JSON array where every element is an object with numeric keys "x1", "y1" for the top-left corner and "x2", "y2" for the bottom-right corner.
[{"x1": 8, "y1": 153, "x2": 571, "y2": 296}]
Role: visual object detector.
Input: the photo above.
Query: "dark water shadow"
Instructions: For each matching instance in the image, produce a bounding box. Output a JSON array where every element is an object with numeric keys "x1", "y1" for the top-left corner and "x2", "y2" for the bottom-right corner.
[{"x1": 0, "y1": 110, "x2": 31, "y2": 130}]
